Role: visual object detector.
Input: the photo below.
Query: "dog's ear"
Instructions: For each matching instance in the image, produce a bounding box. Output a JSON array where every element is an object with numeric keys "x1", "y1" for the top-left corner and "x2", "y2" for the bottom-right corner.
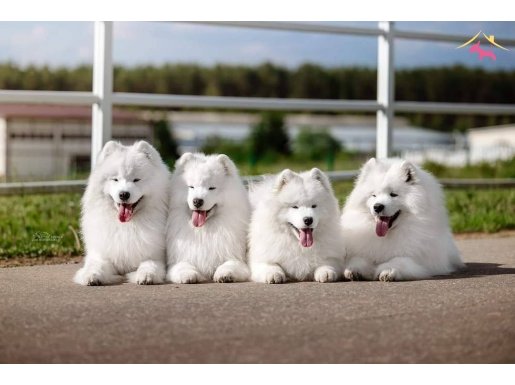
[
  {"x1": 134, "y1": 141, "x2": 162, "y2": 163},
  {"x1": 97, "y1": 141, "x2": 123, "y2": 164},
  {"x1": 310, "y1": 168, "x2": 332, "y2": 191},
  {"x1": 400, "y1": 161, "x2": 417, "y2": 184},
  {"x1": 356, "y1": 158, "x2": 376, "y2": 183},
  {"x1": 216, "y1": 154, "x2": 237, "y2": 176},
  {"x1": 175, "y1": 152, "x2": 195, "y2": 171},
  {"x1": 273, "y1": 169, "x2": 295, "y2": 192}
]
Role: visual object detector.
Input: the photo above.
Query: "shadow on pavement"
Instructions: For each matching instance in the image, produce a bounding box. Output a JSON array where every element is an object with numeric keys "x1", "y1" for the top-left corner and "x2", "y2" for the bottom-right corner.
[{"x1": 431, "y1": 262, "x2": 515, "y2": 280}]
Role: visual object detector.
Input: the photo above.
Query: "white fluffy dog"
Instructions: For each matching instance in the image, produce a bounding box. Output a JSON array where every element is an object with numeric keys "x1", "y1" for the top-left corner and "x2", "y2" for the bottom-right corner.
[
  {"x1": 74, "y1": 141, "x2": 171, "y2": 285},
  {"x1": 341, "y1": 158, "x2": 464, "y2": 281},
  {"x1": 166, "y1": 153, "x2": 250, "y2": 283},
  {"x1": 248, "y1": 168, "x2": 345, "y2": 284}
]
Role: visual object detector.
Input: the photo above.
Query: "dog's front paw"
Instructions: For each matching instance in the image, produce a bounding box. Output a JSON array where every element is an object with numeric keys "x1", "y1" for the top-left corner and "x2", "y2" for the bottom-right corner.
[
  {"x1": 314, "y1": 266, "x2": 339, "y2": 283},
  {"x1": 87, "y1": 275, "x2": 103, "y2": 286},
  {"x1": 135, "y1": 271, "x2": 157, "y2": 285},
  {"x1": 343, "y1": 268, "x2": 362, "y2": 281},
  {"x1": 265, "y1": 270, "x2": 286, "y2": 284},
  {"x1": 174, "y1": 270, "x2": 202, "y2": 284},
  {"x1": 213, "y1": 265, "x2": 235, "y2": 283},
  {"x1": 74, "y1": 268, "x2": 103, "y2": 286},
  {"x1": 378, "y1": 268, "x2": 397, "y2": 282},
  {"x1": 214, "y1": 274, "x2": 233, "y2": 283}
]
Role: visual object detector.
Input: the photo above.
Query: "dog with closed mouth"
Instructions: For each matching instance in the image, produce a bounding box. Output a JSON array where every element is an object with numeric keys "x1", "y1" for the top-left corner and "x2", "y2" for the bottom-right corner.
[
  {"x1": 74, "y1": 141, "x2": 171, "y2": 286},
  {"x1": 341, "y1": 158, "x2": 464, "y2": 281},
  {"x1": 248, "y1": 168, "x2": 345, "y2": 284},
  {"x1": 166, "y1": 153, "x2": 250, "y2": 283}
]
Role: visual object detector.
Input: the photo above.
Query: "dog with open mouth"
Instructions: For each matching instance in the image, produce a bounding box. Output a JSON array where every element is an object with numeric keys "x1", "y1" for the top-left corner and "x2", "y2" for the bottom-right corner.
[
  {"x1": 166, "y1": 153, "x2": 251, "y2": 283},
  {"x1": 74, "y1": 141, "x2": 171, "y2": 286},
  {"x1": 248, "y1": 168, "x2": 345, "y2": 284},
  {"x1": 341, "y1": 158, "x2": 464, "y2": 281}
]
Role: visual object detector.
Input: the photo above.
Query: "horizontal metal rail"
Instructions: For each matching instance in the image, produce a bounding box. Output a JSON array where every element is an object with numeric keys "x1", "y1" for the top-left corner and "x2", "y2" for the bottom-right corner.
[
  {"x1": 1, "y1": 91, "x2": 514, "y2": 116},
  {"x1": 2, "y1": 176, "x2": 514, "y2": 196},
  {"x1": 185, "y1": 21, "x2": 384, "y2": 37},
  {"x1": 395, "y1": 101, "x2": 515, "y2": 115},
  {"x1": 112, "y1": 93, "x2": 382, "y2": 112},
  {"x1": 0, "y1": 180, "x2": 87, "y2": 195},
  {"x1": 0, "y1": 90, "x2": 99, "y2": 105},
  {"x1": 187, "y1": 21, "x2": 515, "y2": 47},
  {"x1": 438, "y1": 178, "x2": 515, "y2": 188}
]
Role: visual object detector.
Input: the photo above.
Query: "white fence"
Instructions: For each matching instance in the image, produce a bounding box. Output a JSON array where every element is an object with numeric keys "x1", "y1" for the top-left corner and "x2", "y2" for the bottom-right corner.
[{"x1": 1, "y1": 21, "x2": 515, "y2": 192}]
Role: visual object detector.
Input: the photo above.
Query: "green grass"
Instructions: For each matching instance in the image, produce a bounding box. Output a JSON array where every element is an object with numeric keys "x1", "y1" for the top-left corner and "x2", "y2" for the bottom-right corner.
[
  {"x1": 191, "y1": 152, "x2": 367, "y2": 176},
  {"x1": 446, "y1": 188, "x2": 515, "y2": 233},
  {"x1": 1, "y1": 184, "x2": 513, "y2": 260},
  {"x1": 0, "y1": 193, "x2": 82, "y2": 260},
  {"x1": 423, "y1": 157, "x2": 515, "y2": 179}
]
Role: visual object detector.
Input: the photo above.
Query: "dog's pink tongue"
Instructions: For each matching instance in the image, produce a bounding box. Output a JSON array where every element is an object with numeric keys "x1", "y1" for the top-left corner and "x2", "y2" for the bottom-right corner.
[
  {"x1": 118, "y1": 204, "x2": 133, "y2": 223},
  {"x1": 376, "y1": 218, "x2": 389, "y2": 237},
  {"x1": 192, "y1": 210, "x2": 207, "y2": 227},
  {"x1": 300, "y1": 228, "x2": 314, "y2": 248}
]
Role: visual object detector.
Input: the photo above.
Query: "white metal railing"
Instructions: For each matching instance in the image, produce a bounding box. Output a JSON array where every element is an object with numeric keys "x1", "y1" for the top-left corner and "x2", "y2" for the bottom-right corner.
[
  {"x1": 2, "y1": 174, "x2": 515, "y2": 196},
  {"x1": 1, "y1": 21, "x2": 515, "y2": 173}
]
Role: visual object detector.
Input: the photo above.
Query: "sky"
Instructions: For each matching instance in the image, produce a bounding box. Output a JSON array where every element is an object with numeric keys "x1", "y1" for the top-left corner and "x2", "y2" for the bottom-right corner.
[{"x1": 0, "y1": 21, "x2": 514, "y2": 69}]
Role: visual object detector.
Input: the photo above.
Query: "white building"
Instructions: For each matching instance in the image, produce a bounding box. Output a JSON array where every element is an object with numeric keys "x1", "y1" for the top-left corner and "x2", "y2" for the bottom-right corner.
[
  {"x1": 0, "y1": 104, "x2": 151, "y2": 181},
  {"x1": 403, "y1": 124, "x2": 515, "y2": 166},
  {"x1": 468, "y1": 124, "x2": 515, "y2": 163}
]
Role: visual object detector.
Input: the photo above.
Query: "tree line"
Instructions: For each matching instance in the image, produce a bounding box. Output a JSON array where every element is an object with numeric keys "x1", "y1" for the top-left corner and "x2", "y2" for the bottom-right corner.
[{"x1": 1, "y1": 62, "x2": 514, "y2": 131}]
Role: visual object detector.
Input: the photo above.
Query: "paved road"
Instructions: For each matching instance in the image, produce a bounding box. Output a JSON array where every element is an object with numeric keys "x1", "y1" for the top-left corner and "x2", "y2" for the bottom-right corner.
[{"x1": 1, "y1": 237, "x2": 515, "y2": 363}]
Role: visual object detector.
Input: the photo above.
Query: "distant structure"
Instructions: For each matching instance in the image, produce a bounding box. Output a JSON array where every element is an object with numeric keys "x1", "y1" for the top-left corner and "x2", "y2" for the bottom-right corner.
[
  {"x1": 0, "y1": 107, "x2": 464, "y2": 181},
  {"x1": 403, "y1": 124, "x2": 515, "y2": 166},
  {"x1": 166, "y1": 111, "x2": 452, "y2": 154},
  {"x1": 0, "y1": 105, "x2": 151, "y2": 181},
  {"x1": 468, "y1": 124, "x2": 515, "y2": 163}
]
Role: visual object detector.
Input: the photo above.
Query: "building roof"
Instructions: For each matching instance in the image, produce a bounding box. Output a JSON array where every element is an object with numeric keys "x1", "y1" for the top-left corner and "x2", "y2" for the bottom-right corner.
[
  {"x1": 468, "y1": 123, "x2": 515, "y2": 134},
  {"x1": 0, "y1": 104, "x2": 146, "y2": 124}
]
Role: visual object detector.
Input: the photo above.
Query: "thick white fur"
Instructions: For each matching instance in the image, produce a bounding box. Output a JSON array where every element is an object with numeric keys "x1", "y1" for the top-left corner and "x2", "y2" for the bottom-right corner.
[
  {"x1": 74, "y1": 141, "x2": 171, "y2": 285},
  {"x1": 248, "y1": 168, "x2": 345, "y2": 283},
  {"x1": 166, "y1": 153, "x2": 250, "y2": 283},
  {"x1": 341, "y1": 158, "x2": 464, "y2": 281}
]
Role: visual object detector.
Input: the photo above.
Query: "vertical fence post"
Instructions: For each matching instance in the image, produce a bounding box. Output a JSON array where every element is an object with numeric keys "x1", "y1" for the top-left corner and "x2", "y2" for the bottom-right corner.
[
  {"x1": 91, "y1": 21, "x2": 113, "y2": 169},
  {"x1": 376, "y1": 21, "x2": 395, "y2": 159}
]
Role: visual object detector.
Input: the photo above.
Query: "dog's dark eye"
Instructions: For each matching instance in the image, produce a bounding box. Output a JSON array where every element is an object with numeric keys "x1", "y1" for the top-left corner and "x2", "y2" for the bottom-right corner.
[
  {"x1": 292, "y1": 206, "x2": 299, "y2": 209},
  {"x1": 188, "y1": 186, "x2": 194, "y2": 189},
  {"x1": 390, "y1": 192, "x2": 398, "y2": 197},
  {"x1": 112, "y1": 178, "x2": 118, "y2": 182},
  {"x1": 372, "y1": 194, "x2": 376, "y2": 198},
  {"x1": 312, "y1": 204, "x2": 317, "y2": 208},
  {"x1": 209, "y1": 187, "x2": 216, "y2": 190},
  {"x1": 133, "y1": 178, "x2": 141, "y2": 183}
]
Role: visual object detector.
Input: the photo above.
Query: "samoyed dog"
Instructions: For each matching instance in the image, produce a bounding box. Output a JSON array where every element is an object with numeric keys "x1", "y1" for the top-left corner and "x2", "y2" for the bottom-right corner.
[
  {"x1": 248, "y1": 168, "x2": 345, "y2": 283},
  {"x1": 74, "y1": 141, "x2": 171, "y2": 286},
  {"x1": 166, "y1": 153, "x2": 250, "y2": 283},
  {"x1": 341, "y1": 158, "x2": 464, "y2": 281}
]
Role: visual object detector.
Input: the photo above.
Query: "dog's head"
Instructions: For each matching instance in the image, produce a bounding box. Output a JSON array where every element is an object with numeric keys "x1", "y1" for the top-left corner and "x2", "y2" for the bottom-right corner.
[
  {"x1": 95, "y1": 140, "x2": 164, "y2": 223},
  {"x1": 272, "y1": 168, "x2": 335, "y2": 248},
  {"x1": 175, "y1": 152, "x2": 238, "y2": 228},
  {"x1": 355, "y1": 158, "x2": 421, "y2": 237}
]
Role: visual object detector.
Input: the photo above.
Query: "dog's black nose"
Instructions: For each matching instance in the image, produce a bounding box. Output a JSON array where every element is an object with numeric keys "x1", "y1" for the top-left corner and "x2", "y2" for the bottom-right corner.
[
  {"x1": 193, "y1": 198, "x2": 204, "y2": 208},
  {"x1": 303, "y1": 216, "x2": 313, "y2": 226},
  {"x1": 119, "y1": 191, "x2": 130, "y2": 201},
  {"x1": 373, "y1": 203, "x2": 384, "y2": 213}
]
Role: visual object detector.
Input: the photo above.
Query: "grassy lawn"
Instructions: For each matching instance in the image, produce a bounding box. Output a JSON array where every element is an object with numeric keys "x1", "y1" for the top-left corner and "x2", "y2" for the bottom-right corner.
[
  {"x1": 1, "y1": 183, "x2": 513, "y2": 262},
  {"x1": 0, "y1": 193, "x2": 82, "y2": 261}
]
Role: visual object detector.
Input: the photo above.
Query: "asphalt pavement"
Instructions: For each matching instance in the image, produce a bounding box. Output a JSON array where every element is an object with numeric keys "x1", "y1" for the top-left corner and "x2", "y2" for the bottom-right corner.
[{"x1": 1, "y1": 236, "x2": 514, "y2": 363}]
